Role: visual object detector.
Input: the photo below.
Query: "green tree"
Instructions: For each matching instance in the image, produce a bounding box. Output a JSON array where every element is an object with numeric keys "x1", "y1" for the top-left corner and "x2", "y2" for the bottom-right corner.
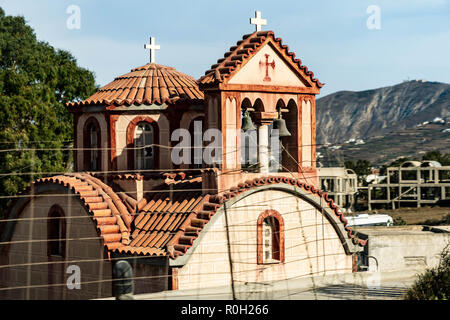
[
  {"x1": 422, "y1": 150, "x2": 450, "y2": 166},
  {"x1": 344, "y1": 159, "x2": 372, "y2": 177},
  {"x1": 404, "y1": 244, "x2": 450, "y2": 300},
  {"x1": 379, "y1": 157, "x2": 411, "y2": 175},
  {"x1": 344, "y1": 159, "x2": 372, "y2": 187},
  {"x1": 0, "y1": 8, "x2": 96, "y2": 214}
]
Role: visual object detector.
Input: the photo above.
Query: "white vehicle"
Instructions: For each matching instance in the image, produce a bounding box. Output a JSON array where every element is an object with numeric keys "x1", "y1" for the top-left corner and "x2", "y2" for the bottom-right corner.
[{"x1": 346, "y1": 213, "x2": 393, "y2": 227}]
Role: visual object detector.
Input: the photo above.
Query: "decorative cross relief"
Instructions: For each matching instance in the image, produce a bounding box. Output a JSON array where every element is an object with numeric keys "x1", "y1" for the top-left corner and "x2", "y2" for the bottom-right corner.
[
  {"x1": 259, "y1": 54, "x2": 275, "y2": 82},
  {"x1": 144, "y1": 37, "x2": 160, "y2": 64},
  {"x1": 250, "y1": 11, "x2": 267, "y2": 32}
]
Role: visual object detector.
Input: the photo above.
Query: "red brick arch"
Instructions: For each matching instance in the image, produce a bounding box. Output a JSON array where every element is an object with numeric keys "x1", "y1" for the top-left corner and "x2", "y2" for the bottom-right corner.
[
  {"x1": 126, "y1": 116, "x2": 159, "y2": 170},
  {"x1": 257, "y1": 209, "x2": 285, "y2": 264}
]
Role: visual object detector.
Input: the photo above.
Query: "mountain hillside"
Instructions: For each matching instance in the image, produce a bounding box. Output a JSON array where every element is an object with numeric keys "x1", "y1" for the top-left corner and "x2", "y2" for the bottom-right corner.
[
  {"x1": 317, "y1": 121, "x2": 450, "y2": 167},
  {"x1": 316, "y1": 80, "x2": 450, "y2": 145}
]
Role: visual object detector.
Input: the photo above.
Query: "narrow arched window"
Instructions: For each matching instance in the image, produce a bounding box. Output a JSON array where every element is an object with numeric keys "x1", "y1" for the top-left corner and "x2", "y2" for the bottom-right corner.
[
  {"x1": 263, "y1": 217, "x2": 279, "y2": 261},
  {"x1": 257, "y1": 210, "x2": 285, "y2": 264},
  {"x1": 134, "y1": 122, "x2": 154, "y2": 170},
  {"x1": 268, "y1": 100, "x2": 285, "y2": 172},
  {"x1": 89, "y1": 124, "x2": 99, "y2": 170},
  {"x1": 83, "y1": 117, "x2": 101, "y2": 172},
  {"x1": 240, "y1": 98, "x2": 258, "y2": 171},
  {"x1": 47, "y1": 205, "x2": 66, "y2": 257},
  {"x1": 268, "y1": 122, "x2": 282, "y2": 172},
  {"x1": 189, "y1": 116, "x2": 205, "y2": 169}
]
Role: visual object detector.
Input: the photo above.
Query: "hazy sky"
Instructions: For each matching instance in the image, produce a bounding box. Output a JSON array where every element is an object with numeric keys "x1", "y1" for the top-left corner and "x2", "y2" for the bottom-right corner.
[{"x1": 1, "y1": 0, "x2": 449, "y2": 97}]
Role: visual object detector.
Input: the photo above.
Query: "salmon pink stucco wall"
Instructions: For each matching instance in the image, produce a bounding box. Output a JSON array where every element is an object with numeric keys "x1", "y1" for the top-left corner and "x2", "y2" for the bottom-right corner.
[
  {"x1": 228, "y1": 43, "x2": 306, "y2": 87},
  {"x1": 75, "y1": 113, "x2": 109, "y2": 172},
  {"x1": 175, "y1": 189, "x2": 353, "y2": 291},
  {"x1": 113, "y1": 113, "x2": 171, "y2": 171},
  {"x1": 0, "y1": 189, "x2": 112, "y2": 300}
]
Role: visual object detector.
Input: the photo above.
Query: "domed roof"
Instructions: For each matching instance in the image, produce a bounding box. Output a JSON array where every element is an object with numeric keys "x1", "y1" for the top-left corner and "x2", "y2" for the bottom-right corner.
[{"x1": 67, "y1": 63, "x2": 204, "y2": 108}]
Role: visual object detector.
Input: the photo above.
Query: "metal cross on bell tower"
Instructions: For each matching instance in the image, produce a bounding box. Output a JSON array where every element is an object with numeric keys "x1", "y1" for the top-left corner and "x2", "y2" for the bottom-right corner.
[
  {"x1": 144, "y1": 37, "x2": 160, "y2": 64},
  {"x1": 250, "y1": 11, "x2": 267, "y2": 32}
]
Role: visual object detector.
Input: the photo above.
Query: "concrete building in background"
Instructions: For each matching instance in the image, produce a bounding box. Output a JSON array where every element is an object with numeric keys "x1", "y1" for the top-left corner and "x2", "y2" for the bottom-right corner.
[
  {"x1": 318, "y1": 167, "x2": 358, "y2": 213},
  {"x1": 354, "y1": 225, "x2": 450, "y2": 273},
  {"x1": 368, "y1": 160, "x2": 450, "y2": 210}
]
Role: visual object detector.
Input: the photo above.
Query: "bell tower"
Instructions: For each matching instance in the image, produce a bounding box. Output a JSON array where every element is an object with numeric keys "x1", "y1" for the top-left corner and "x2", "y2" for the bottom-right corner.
[{"x1": 198, "y1": 22, "x2": 323, "y2": 193}]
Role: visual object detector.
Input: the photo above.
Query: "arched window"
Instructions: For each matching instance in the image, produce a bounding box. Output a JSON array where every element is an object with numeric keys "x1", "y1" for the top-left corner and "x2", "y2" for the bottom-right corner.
[
  {"x1": 268, "y1": 121, "x2": 282, "y2": 172},
  {"x1": 89, "y1": 124, "x2": 99, "y2": 170},
  {"x1": 47, "y1": 205, "x2": 66, "y2": 257},
  {"x1": 282, "y1": 99, "x2": 299, "y2": 172},
  {"x1": 257, "y1": 210, "x2": 285, "y2": 264},
  {"x1": 83, "y1": 117, "x2": 101, "y2": 171},
  {"x1": 126, "y1": 117, "x2": 159, "y2": 171},
  {"x1": 189, "y1": 116, "x2": 205, "y2": 169},
  {"x1": 240, "y1": 98, "x2": 258, "y2": 171},
  {"x1": 268, "y1": 100, "x2": 286, "y2": 172},
  {"x1": 134, "y1": 122, "x2": 155, "y2": 170}
]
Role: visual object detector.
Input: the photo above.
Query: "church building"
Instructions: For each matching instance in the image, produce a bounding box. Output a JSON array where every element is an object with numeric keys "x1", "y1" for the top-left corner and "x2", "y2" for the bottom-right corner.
[{"x1": 0, "y1": 12, "x2": 366, "y2": 299}]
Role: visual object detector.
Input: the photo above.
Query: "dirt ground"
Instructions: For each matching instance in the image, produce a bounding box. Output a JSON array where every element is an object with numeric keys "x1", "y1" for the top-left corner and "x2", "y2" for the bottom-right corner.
[{"x1": 352, "y1": 206, "x2": 450, "y2": 225}]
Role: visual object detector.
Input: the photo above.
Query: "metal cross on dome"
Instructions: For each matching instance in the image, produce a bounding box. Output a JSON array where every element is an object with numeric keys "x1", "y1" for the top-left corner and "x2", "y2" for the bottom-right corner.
[
  {"x1": 144, "y1": 37, "x2": 160, "y2": 64},
  {"x1": 250, "y1": 11, "x2": 267, "y2": 32}
]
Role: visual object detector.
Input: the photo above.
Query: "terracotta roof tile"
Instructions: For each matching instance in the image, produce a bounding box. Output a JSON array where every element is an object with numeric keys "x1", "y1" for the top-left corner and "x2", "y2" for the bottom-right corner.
[
  {"x1": 199, "y1": 31, "x2": 323, "y2": 89},
  {"x1": 33, "y1": 173, "x2": 132, "y2": 250},
  {"x1": 111, "y1": 175, "x2": 366, "y2": 259},
  {"x1": 20, "y1": 173, "x2": 365, "y2": 260},
  {"x1": 67, "y1": 63, "x2": 204, "y2": 109}
]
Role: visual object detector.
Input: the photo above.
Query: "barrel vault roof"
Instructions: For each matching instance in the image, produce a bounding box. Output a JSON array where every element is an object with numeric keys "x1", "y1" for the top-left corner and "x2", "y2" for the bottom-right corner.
[{"x1": 7, "y1": 174, "x2": 366, "y2": 260}]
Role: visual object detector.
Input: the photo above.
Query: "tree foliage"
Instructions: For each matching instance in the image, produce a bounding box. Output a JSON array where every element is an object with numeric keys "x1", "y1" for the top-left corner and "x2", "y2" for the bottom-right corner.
[
  {"x1": 344, "y1": 159, "x2": 372, "y2": 177},
  {"x1": 379, "y1": 150, "x2": 450, "y2": 175},
  {"x1": 404, "y1": 244, "x2": 450, "y2": 300},
  {"x1": 379, "y1": 157, "x2": 412, "y2": 176},
  {"x1": 0, "y1": 8, "x2": 96, "y2": 214},
  {"x1": 422, "y1": 150, "x2": 450, "y2": 166}
]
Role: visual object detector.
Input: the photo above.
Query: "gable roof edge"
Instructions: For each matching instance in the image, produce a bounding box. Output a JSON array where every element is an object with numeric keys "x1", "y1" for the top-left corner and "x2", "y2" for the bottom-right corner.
[
  {"x1": 169, "y1": 177, "x2": 366, "y2": 267},
  {"x1": 198, "y1": 31, "x2": 324, "y2": 90}
]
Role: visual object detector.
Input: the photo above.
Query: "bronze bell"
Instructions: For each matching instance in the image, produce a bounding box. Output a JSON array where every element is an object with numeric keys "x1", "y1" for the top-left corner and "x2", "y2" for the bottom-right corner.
[
  {"x1": 272, "y1": 114, "x2": 291, "y2": 137},
  {"x1": 241, "y1": 111, "x2": 256, "y2": 132}
]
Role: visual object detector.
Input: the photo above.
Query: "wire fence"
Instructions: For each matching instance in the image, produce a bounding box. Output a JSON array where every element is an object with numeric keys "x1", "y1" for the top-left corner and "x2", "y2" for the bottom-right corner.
[{"x1": 0, "y1": 138, "x2": 423, "y2": 301}]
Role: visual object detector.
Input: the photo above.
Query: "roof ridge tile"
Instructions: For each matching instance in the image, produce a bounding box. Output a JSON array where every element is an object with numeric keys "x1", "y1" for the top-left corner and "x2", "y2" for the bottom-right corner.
[{"x1": 198, "y1": 30, "x2": 324, "y2": 89}]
